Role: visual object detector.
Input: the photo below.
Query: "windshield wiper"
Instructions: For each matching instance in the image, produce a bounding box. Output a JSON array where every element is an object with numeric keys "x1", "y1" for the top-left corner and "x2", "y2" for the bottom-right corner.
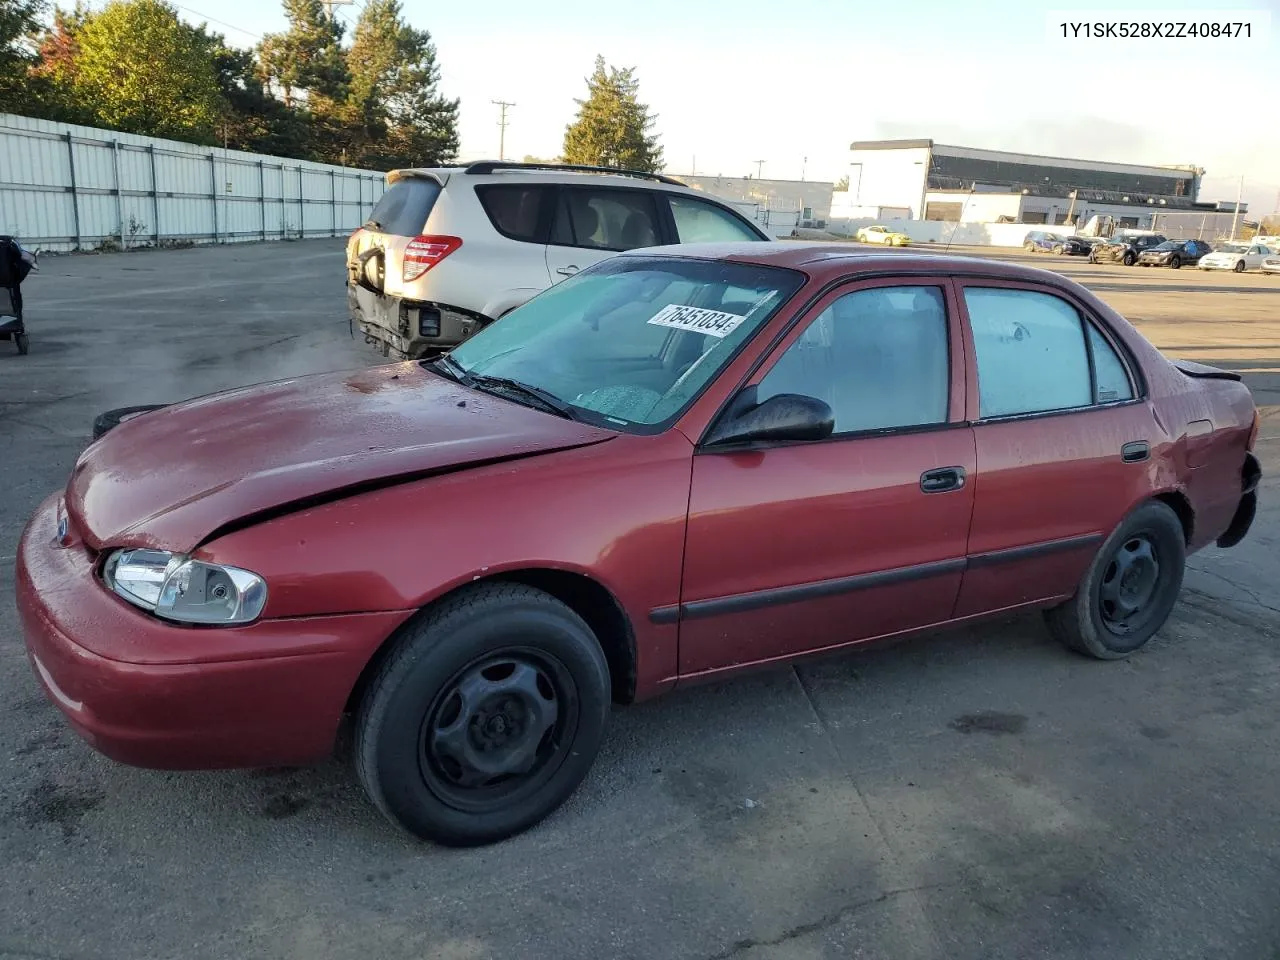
[
  {"x1": 427, "y1": 353, "x2": 470, "y2": 384},
  {"x1": 467, "y1": 374, "x2": 576, "y2": 419}
]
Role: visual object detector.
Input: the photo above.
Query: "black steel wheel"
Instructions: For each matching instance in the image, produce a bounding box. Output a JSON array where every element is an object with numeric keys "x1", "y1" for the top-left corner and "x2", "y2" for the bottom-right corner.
[
  {"x1": 356, "y1": 582, "x2": 610, "y2": 846},
  {"x1": 1045, "y1": 501, "x2": 1185, "y2": 660}
]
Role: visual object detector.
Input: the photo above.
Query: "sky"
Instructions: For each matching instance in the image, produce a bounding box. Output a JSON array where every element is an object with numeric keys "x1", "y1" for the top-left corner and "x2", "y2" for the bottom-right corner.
[{"x1": 160, "y1": 0, "x2": 1278, "y2": 214}]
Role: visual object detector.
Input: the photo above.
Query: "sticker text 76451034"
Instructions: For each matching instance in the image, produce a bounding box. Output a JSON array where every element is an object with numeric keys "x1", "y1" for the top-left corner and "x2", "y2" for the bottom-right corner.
[{"x1": 646, "y1": 304, "x2": 746, "y2": 338}]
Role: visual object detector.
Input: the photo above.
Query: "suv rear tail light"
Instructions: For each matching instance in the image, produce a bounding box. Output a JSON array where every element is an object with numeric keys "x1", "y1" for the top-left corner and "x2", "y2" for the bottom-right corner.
[{"x1": 403, "y1": 235, "x2": 461, "y2": 282}]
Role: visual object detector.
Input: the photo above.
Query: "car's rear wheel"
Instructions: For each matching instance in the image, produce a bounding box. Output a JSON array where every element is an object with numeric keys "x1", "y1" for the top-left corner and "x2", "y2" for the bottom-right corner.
[
  {"x1": 1044, "y1": 501, "x2": 1185, "y2": 660},
  {"x1": 1122, "y1": 251, "x2": 1136, "y2": 266},
  {"x1": 355, "y1": 582, "x2": 610, "y2": 846},
  {"x1": 1234, "y1": 260, "x2": 1246, "y2": 273},
  {"x1": 1169, "y1": 255, "x2": 1182, "y2": 269}
]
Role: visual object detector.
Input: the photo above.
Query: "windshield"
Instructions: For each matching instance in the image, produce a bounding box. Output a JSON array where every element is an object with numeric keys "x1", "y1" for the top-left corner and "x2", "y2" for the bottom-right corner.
[
  {"x1": 1151, "y1": 241, "x2": 1178, "y2": 251},
  {"x1": 446, "y1": 256, "x2": 805, "y2": 431}
]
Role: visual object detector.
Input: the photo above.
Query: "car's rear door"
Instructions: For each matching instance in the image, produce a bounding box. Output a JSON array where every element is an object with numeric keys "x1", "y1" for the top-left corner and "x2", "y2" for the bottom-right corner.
[
  {"x1": 676, "y1": 279, "x2": 976, "y2": 678},
  {"x1": 952, "y1": 280, "x2": 1157, "y2": 617},
  {"x1": 544, "y1": 186, "x2": 664, "y2": 283}
]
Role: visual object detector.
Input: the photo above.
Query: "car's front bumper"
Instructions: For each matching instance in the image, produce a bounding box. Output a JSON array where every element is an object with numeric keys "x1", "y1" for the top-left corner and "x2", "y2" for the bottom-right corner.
[{"x1": 16, "y1": 494, "x2": 411, "y2": 769}]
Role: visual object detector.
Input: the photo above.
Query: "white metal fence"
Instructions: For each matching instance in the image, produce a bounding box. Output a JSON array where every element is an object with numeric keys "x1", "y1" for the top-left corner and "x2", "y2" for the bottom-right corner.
[{"x1": 0, "y1": 113, "x2": 387, "y2": 252}]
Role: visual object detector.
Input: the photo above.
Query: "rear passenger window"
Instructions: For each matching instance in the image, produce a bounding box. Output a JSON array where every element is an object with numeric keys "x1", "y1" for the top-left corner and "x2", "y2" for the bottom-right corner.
[
  {"x1": 669, "y1": 195, "x2": 761, "y2": 243},
  {"x1": 365, "y1": 178, "x2": 442, "y2": 237},
  {"x1": 475, "y1": 185, "x2": 550, "y2": 243},
  {"x1": 1087, "y1": 324, "x2": 1134, "y2": 403},
  {"x1": 552, "y1": 189, "x2": 661, "y2": 251},
  {"x1": 965, "y1": 287, "x2": 1133, "y2": 417},
  {"x1": 757, "y1": 286, "x2": 950, "y2": 434}
]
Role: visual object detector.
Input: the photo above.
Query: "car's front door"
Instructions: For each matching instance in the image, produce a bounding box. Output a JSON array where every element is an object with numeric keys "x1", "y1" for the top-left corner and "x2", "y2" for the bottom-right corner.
[
  {"x1": 544, "y1": 187, "x2": 664, "y2": 283},
  {"x1": 677, "y1": 280, "x2": 977, "y2": 678},
  {"x1": 952, "y1": 281, "x2": 1158, "y2": 617}
]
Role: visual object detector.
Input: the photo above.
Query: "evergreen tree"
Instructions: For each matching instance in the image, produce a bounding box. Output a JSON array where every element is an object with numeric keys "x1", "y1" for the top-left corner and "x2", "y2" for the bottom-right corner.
[
  {"x1": 563, "y1": 55, "x2": 662, "y2": 173},
  {"x1": 257, "y1": 0, "x2": 348, "y2": 109},
  {"x1": 0, "y1": 0, "x2": 47, "y2": 113},
  {"x1": 345, "y1": 0, "x2": 458, "y2": 167}
]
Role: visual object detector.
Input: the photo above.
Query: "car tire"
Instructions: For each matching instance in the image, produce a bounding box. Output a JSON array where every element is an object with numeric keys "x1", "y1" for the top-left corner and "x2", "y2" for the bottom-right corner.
[
  {"x1": 1234, "y1": 260, "x2": 1246, "y2": 273},
  {"x1": 15, "y1": 331, "x2": 28, "y2": 355},
  {"x1": 1169, "y1": 255, "x2": 1181, "y2": 269},
  {"x1": 1054, "y1": 245, "x2": 1066, "y2": 255},
  {"x1": 1025, "y1": 242, "x2": 1035, "y2": 253},
  {"x1": 1044, "y1": 501, "x2": 1186, "y2": 660},
  {"x1": 92, "y1": 404, "x2": 169, "y2": 440},
  {"x1": 1122, "y1": 252, "x2": 1136, "y2": 266},
  {"x1": 355, "y1": 582, "x2": 611, "y2": 846}
]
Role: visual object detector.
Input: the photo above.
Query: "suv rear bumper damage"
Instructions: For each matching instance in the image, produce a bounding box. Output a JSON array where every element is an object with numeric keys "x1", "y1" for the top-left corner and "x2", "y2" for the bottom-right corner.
[{"x1": 348, "y1": 285, "x2": 490, "y2": 359}]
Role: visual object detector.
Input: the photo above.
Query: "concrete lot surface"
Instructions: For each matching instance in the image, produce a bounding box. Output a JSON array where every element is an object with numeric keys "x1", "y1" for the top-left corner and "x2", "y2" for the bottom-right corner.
[{"x1": 1, "y1": 241, "x2": 1278, "y2": 960}]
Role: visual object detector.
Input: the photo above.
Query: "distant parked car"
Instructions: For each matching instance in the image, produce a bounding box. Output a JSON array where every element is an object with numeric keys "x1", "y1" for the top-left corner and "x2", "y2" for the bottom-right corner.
[
  {"x1": 1090, "y1": 234, "x2": 1168, "y2": 266},
  {"x1": 1198, "y1": 242, "x2": 1274, "y2": 273},
  {"x1": 1260, "y1": 253, "x2": 1280, "y2": 275},
  {"x1": 856, "y1": 224, "x2": 911, "y2": 246},
  {"x1": 1137, "y1": 239, "x2": 1213, "y2": 269},
  {"x1": 346, "y1": 161, "x2": 769, "y2": 360}
]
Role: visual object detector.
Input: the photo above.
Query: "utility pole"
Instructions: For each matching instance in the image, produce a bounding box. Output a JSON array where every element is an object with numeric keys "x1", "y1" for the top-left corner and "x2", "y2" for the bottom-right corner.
[
  {"x1": 1229, "y1": 174, "x2": 1243, "y2": 240},
  {"x1": 319, "y1": 0, "x2": 353, "y2": 16},
  {"x1": 754, "y1": 159, "x2": 766, "y2": 179},
  {"x1": 801, "y1": 157, "x2": 807, "y2": 181},
  {"x1": 491, "y1": 100, "x2": 515, "y2": 161}
]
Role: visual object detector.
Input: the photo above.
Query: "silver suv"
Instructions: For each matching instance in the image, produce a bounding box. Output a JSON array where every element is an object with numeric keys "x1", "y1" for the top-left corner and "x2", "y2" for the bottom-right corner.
[{"x1": 346, "y1": 162, "x2": 770, "y2": 359}]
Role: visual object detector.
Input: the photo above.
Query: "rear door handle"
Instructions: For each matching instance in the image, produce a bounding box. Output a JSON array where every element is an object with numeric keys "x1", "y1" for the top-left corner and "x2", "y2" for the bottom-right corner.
[
  {"x1": 920, "y1": 466, "x2": 966, "y2": 493},
  {"x1": 1121, "y1": 441, "x2": 1149, "y2": 463},
  {"x1": 556, "y1": 265, "x2": 580, "y2": 277}
]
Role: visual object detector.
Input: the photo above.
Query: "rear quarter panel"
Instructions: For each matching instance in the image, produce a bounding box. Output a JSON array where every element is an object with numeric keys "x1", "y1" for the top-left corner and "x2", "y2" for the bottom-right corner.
[
  {"x1": 1078, "y1": 289, "x2": 1256, "y2": 548},
  {"x1": 196, "y1": 431, "x2": 696, "y2": 698}
]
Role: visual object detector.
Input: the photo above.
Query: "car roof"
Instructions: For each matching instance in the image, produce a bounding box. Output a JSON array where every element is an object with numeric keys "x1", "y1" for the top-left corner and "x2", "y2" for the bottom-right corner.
[
  {"x1": 388, "y1": 164, "x2": 696, "y2": 193},
  {"x1": 619, "y1": 241, "x2": 1068, "y2": 284}
]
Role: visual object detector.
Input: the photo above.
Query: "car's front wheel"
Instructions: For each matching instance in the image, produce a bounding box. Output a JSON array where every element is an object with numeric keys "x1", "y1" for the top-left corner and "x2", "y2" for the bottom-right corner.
[
  {"x1": 1234, "y1": 260, "x2": 1246, "y2": 273},
  {"x1": 1044, "y1": 501, "x2": 1185, "y2": 660},
  {"x1": 355, "y1": 583, "x2": 611, "y2": 846},
  {"x1": 1122, "y1": 251, "x2": 1136, "y2": 266}
]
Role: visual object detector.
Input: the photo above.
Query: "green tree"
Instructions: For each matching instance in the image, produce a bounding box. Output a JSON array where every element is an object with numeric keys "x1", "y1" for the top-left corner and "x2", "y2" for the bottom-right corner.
[
  {"x1": 68, "y1": 0, "x2": 222, "y2": 140},
  {"x1": 562, "y1": 55, "x2": 662, "y2": 173},
  {"x1": 258, "y1": 0, "x2": 348, "y2": 109},
  {"x1": 195, "y1": 25, "x2": 310, "y2": 156},
  {"x1": 345, "y1": 0, "x2": 458, "y2": 168},
  {"x1": 0, "y1": 0, "x2": 46, "y2": 113}
]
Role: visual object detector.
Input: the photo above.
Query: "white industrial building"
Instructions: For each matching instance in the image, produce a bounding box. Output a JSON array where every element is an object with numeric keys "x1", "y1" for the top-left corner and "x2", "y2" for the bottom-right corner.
[{"x1": 833, "y1": 139, "x2": 1247, "y2": 238}]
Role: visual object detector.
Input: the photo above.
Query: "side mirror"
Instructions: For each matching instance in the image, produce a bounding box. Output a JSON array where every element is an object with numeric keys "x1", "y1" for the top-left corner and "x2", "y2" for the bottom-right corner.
[{"x1": 705, "y1": 392, "x2": 834, "y2": 446}]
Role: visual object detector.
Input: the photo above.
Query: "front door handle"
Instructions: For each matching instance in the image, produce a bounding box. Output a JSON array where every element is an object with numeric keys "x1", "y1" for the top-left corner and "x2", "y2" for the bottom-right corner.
[
  {"x1": 556, "y1": 264, "x2": 580, "y2": 277},
  {"x1": 920, "y1": 466, "x2": 966, "y2": 493}
]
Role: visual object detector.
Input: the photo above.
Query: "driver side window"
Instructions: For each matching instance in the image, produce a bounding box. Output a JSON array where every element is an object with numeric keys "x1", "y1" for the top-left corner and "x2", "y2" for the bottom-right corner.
[{"x1": 756, "y1": 286, "x2": 951, "y2": 435}]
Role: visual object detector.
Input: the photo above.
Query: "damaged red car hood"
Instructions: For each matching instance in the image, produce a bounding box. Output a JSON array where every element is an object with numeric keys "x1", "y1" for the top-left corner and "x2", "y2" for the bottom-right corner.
[{"x1": 66, "y1": 364, "x2": 614, "y2": 552}]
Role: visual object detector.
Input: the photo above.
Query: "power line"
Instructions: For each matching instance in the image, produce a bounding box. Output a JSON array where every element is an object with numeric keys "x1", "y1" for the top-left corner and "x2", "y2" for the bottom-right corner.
[
  {"x1": 491, "y1": 100, "x2": 515, "y2": 161},
  {"x1": 172, "y1": 3, "x2": 261, "y2": 40}
]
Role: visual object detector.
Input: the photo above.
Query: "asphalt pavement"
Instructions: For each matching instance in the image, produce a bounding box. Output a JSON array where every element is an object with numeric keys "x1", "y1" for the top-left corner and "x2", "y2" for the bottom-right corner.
[{"x1": 1, "y1": 240, "x2": 1278, "y2": 960}]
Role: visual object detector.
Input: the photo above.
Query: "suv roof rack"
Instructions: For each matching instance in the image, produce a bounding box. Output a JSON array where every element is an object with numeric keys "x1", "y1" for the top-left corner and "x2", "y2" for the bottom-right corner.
[{"x1": 462, "y1": 160, "x2": 685, "y2": 186}]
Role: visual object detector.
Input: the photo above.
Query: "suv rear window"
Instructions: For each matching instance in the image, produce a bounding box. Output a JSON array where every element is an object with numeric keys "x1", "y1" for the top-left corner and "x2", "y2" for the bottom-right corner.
[
  {"x1": 475, "y1": 184, "x2": 550, "y2": 243},
  {"x1": 365, "y1": 177, "x2": 441, "y2": 237}
]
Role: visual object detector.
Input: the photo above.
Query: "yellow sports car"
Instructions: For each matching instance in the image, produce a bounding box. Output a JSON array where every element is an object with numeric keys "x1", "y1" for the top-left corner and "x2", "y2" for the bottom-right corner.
[{"x1": 855, "y1": 224, "x2": 911, "y2": 246}]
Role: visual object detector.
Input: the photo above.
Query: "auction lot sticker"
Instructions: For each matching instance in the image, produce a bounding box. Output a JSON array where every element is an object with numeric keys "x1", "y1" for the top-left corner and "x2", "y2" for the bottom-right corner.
[{"x1": 647, "y1": 304, "x2": 746, "y2": 338}]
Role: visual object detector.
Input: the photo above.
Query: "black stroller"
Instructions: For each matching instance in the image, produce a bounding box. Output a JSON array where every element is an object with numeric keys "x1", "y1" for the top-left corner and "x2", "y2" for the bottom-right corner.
[{"x1": 0, "y1": 235, "x2": 35, "y2": 355}]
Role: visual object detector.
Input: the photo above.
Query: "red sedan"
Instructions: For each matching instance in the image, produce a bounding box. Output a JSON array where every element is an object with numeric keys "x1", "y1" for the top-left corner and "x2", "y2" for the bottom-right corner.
[{"x1": 17, "y1": 244, "x2": 1261, "y2": 846}]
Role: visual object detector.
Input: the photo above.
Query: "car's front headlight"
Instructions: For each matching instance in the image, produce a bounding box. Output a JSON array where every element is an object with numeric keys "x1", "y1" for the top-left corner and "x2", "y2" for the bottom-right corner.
[{"x1": 103, "y1": 548, "x2": 268, "y2": 625}]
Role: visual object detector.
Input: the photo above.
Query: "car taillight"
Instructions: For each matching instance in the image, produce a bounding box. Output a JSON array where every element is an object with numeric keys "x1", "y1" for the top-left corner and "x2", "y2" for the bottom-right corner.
[
  {"x1": 1247, "y1": 408, "x2": 1260, "y2": 451},
  {"x1": 403, "y1": 235, "x2": 461, "y2": 282}
]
